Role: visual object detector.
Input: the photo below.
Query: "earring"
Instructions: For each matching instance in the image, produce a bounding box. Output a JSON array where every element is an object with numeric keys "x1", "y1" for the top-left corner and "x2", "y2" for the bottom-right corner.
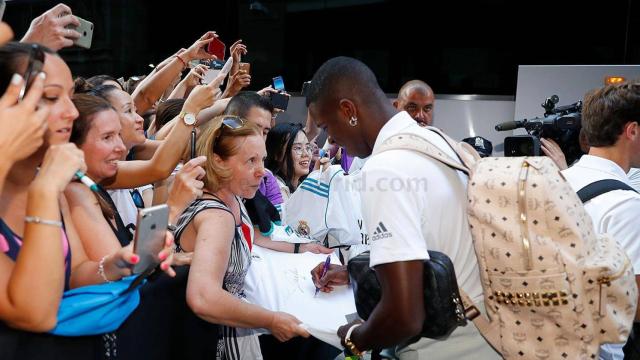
[{"x1": 349, "y1": 116, "x2": 358, "y2": 127}]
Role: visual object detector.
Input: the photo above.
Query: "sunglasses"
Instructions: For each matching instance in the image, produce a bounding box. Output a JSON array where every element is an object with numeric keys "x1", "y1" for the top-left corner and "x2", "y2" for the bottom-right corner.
[
  {"x1": 18, "y1": 44, "x2": 45, "y2": 101},
  {"x1": 212, "y1": 116, "x2": 245, "y2": 149}
]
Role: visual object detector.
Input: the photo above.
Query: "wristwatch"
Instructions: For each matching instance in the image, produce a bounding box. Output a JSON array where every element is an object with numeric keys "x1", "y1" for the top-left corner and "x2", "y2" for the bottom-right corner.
[{"x1": 179, "y1": 111, "x2": 197, "y2": 126}]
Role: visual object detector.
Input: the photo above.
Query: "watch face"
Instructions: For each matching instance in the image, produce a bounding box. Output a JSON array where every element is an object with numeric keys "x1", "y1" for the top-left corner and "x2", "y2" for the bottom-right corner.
[{"x1": 184, "y1": 113, "x2": 196, "y2": 125}]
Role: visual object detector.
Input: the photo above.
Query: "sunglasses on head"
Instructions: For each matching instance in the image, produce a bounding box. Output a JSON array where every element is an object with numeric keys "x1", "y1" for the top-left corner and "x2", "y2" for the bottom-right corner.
[
  {"x1": 213, "y1": 116, "x2": 245, "y2": 149},
  {"x1": 18, "y1": 44, "x2": 45, "y2": 101}
]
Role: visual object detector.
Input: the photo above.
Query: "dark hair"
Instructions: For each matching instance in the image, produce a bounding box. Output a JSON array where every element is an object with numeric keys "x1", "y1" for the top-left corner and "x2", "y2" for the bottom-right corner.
[
  {"x1": 74, "y1": 78, "x2": 120, "y2": 101},
  {"x1": 306, "y1": 56, "x2": 385, "y2": 108},
  {"x1": 70, "y1": 94, "x2": 118, "y2": 218},
  {"x1": 582, "y1": 82, "x2": 640, "y2": 147},
  {"x1": 224, "y1": 91, "x2": 274, "y2": 118},
  {"x1": 0, "y1": 42, "x2": 55, "y2": 95},
  {"x1": 70, "y1": 94, "x2": 116, "y2": 146},
  {"x1": 154, "y1": 98, "x2": 185, "y2": 133},
  {"x1": 265, "y1": 122, "x2": 306, "y2": 193},
  {"x1": 86, "y1": 75, "x2": 123, "y2": 90},
  {"x1": 124, "y1": 75, "x2": 146, "y2": 94}
]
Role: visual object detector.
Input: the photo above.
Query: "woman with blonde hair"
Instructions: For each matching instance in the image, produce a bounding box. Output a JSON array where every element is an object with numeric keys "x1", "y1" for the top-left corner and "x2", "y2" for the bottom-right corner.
[{"x1": 174, "y1": 115, "x2": 309, "y2": 360}]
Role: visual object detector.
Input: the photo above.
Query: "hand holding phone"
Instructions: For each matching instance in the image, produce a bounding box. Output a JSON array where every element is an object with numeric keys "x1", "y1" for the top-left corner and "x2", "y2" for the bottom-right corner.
[
  {"x1": 206, "y1": 37, "x2": 226, "y2": 61},
  {"x1": 64, "y1": 15, "x2": 93, "y2": 49},
  {"x1": 238, "y1": 62, "x2": 251, "y2": 75},
  {"x1": 133, "y1": 205, "x2": 170, "y2": 274}
]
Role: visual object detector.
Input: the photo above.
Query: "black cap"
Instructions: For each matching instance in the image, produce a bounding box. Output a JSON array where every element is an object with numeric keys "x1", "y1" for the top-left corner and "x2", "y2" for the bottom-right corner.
[{"x1": 462, "y1": 136, "x2": 493, "y2": 158}]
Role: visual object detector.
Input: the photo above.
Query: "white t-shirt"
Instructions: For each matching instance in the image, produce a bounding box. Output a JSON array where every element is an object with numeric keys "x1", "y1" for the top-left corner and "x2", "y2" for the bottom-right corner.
[
  {"x1": 107, "y1": 185, "x2": 152, "y2": 237},
  {"x1": 562, "y1": 155, "x2": 640, "y2": 360},
  {"x1": 360, "y1": 111, "x2": 484, "y2": 304},
  {"x1": 628, "y1": 168, "x2": 640, "y2": 192}
]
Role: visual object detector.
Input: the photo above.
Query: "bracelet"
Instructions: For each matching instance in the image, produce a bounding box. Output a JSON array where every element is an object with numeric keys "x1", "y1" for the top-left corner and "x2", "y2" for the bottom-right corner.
[
  {"x1": 345, "y1": 323, "x2": 364, "y2": 356},
  {"x1": 167, "y1": 223, "x2": 177, "y2": 233},
  {"x1": 98, "y1": 255, "x2": 113, "y2": 283},
  {"x1": 24, "y1": 216, "x2": 63, "y2": 228},
  {"x1": 293, "y1": 243, "x2": 301, "y2": 254},
  {"x1": 176, "y1": 55, "x2": 187, "y2": 68}
]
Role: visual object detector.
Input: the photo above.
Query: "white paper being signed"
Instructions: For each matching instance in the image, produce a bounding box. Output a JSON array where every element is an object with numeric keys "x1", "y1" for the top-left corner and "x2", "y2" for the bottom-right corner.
[{"x1": 244, "y1": 245, "x2": 356, "y2": 349}]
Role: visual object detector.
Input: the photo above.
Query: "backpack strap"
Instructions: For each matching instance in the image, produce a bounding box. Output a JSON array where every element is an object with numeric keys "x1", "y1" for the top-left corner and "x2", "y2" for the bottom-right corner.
[
  {"x1": 374, "y1": 133, "x2": 468, "y2": 174},
  {"x1": 426, "y1": 127, "x2": 480, "y2": 170},
  {"x1": 373, "y1": 132, "x2": 478, "y2": 175},
  {"x1": 459, "y1": 289, "x2": 501, "y2": 353},
  {"x1": 577, "y1": 179, "x2": 638, "y2": 203}
]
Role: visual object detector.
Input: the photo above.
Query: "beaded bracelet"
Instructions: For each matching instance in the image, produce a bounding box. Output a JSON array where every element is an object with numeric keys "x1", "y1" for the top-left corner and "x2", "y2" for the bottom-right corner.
[
  {"x1": 98, "y1": 255, "x2": 113, "y2": 283},
  {"x1": 176, "y1": 54, "x2": 187, "y2": 68},
  {"x1": 24, "y1": 216, "x2": 63, "y2": 228}
]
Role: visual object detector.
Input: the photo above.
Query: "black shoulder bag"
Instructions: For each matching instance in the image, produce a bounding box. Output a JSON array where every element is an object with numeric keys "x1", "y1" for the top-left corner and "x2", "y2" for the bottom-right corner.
[{"x1": 347, "y1": 250, "x2": 477, "y2": 340}]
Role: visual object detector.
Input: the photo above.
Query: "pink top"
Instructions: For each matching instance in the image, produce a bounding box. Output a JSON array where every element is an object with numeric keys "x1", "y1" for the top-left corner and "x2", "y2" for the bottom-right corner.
[{"x1": 0, "y1": 227, "x2": 70, "y2": 260}]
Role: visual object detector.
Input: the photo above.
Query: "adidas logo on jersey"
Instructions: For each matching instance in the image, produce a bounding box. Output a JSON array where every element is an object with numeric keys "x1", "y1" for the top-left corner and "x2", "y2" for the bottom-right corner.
[{"x1": 371, "y1": 222, "x2": 392, "y2": 241}]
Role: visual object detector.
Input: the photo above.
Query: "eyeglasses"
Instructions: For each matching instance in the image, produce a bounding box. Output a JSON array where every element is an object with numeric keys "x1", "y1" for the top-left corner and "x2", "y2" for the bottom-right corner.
[
  {"x1": 291, "y1": 144, "x2": 313, "y2": 156},
  {"x1": 19, "y1": 44, "x2": 45, "y2": 101},
  {"x1": 213, "y1": 116, "x2": 245, "y2": 149}
]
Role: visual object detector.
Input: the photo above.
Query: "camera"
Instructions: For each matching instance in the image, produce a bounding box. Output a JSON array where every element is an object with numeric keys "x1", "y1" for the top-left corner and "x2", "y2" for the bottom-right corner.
[{"x1": 496, "y1": 95, "x2": 584, "y2": 164}]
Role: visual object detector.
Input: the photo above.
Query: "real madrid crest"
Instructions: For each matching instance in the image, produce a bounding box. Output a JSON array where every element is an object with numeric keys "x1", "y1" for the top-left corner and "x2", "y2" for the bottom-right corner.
[{"x1": 296, "y1": 220, "x2": 310, "y2": 236}]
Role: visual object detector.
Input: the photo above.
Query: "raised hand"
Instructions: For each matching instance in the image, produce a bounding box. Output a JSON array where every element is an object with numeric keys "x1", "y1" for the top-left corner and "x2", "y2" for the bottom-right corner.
[
  {"x1": 0, "y1": 73, "x2": 50, "y2": 165},
  {"x1": 166, "y1": 156, "x2": 206, "y2": 216},
  {"x1": 21, "y1": 3, "x2": 81, "y2": 51},
  {"x1": 183, "y1": 31, "x2": 218, "y2": 63}
]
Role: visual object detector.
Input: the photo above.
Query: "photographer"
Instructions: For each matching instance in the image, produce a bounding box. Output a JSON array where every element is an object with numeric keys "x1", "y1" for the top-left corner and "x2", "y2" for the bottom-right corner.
[{"x1": 561, "y1": 82, "x2": 640, "y2": 360}]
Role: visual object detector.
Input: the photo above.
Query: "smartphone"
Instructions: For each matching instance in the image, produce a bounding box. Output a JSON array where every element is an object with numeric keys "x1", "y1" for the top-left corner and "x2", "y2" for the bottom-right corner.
[
  {"x1": 190, "y1": 128, "x2": 197, "y2": 159},
  {"x1": 272, "y1": 76, "x2": 285, "y2": 92},
  {"x1": 269, "y1": 92, "x2": 289, "y2": 111},
  {"x1": 18, "y1": 44, "x2": 44, "y2": 101},
  {"x1": 202, "y1": 68, "x2": 221, "y2": 85},
  {"x1": 238, "y1": 62, "x2": 250, "y2": 75},
  {"x1": 67, "y1": 16, "x2": 93, "y2": 49},
  {"x1": 206, "y1": 37, "x2": 226, "y2": 61},
  {"x1": 132, "y1": 204, "x2": 169, "y2": 274}
]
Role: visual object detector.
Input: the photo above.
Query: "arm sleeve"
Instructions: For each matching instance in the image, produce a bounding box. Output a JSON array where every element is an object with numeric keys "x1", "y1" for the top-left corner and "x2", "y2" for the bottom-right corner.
[
  {"x1": 601, "y1": 196, "x2": 640, "y2": 274},
  {"x1": 361, "y1": 165, "x2": 429, "y2": 267}
]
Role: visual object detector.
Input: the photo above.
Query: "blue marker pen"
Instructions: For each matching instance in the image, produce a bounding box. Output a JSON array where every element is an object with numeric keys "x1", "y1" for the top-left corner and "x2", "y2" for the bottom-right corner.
[
  {"x1": 315, "y1": 255, "x2": 332, "y2": 297},
  {"x1": 75, "y1": 171, "x2": 99, "y2": 192}
]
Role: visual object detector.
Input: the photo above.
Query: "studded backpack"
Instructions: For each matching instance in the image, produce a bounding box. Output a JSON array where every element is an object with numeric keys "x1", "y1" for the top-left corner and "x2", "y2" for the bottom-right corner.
[{"x1": 375, "y1": 129, "x2": 637, "y2": 359}]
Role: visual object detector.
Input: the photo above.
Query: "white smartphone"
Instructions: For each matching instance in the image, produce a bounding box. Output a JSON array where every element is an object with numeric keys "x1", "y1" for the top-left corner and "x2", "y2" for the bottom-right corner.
[
  {"x1": 202, "y1": 69, "x2": 221, "y2": 85},
  {"x1": 65, "y1": 15, "x2": 93, "y2": 49},
  {"x1": 132, "y1": 204, "x2": 169, "y2": 274}
]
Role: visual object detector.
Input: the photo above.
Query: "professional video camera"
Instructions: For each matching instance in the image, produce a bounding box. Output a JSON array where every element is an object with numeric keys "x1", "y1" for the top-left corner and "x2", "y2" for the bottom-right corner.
[{"x1": 495, "y1": 95, "x2": 584, "y2": 164}]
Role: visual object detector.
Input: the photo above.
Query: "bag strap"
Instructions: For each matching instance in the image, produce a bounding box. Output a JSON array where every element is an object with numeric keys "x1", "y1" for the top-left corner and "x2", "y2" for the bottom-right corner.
[
  {"x1": 373, "y1": 132, "x2": 473, "y2": 175},
  {"x1": 458, "y1": 288, "x2": 501, "y2": 353},
  {"x1": 95, "y1": 185, "x2": 133, "y2": 246},
  {"x1": 577, "y1": 179, "x2": 638, "y2": 203},
  {"x1": 426, "y1": 127, "x2": 480, "y2": 170},
  {"x1": 173, "y1": 196, "x2": 239, "y2": 251}
]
